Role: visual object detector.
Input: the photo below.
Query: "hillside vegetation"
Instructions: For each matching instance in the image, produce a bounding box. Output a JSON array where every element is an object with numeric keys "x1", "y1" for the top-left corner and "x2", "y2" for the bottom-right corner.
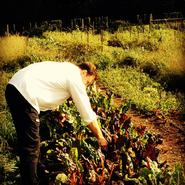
[
  {"x1": 0, "y1": 22, "x2": 185, "y2": 184},
  {"x1": 1, "y1": 24, "x2": 185, "y2": 115}
]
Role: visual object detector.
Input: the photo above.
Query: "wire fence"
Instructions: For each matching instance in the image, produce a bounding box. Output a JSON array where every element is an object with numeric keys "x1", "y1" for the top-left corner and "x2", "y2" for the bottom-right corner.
[{"x1": 0, "y1": 14, "x2": 184, "y2": 36}]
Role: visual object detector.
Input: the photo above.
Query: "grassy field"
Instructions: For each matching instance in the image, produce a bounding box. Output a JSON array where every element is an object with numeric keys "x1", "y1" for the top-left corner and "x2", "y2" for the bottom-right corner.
[{"x1": 0, "y1": 22, "x2": 185, "y2": 183}]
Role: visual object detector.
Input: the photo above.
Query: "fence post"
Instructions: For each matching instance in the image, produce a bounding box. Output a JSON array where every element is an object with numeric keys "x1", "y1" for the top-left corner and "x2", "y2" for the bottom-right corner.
[
  {"x1": 13, "y1": 24, "x2": 16, "y2": 34},
  {"x1": 92, "y1": 19, "x2": 94, "y2": 32},
  {"x1": 149, "y1": 13, "x2": 153, "y2": 32},
  {"x1": 60, "y1": 19, "x2": 64, "y2": 30},
  {"x1": 105, "y1": 16, "x2": 109, "y2": 30},
  {"x1": 71, "y1": 19, "x2": 73, "y2": 30},
  {"x1": 149, "y1": 13, "x2": 153, "y2": 24},
  {"x1": 88, "y1": 17, "x2": 91, "y2": 30},
  {"x1": 81, "y1": 18, "x2": 84, "y2": 31},
  {"x1": 34, "y1": 22, "x2": 38, "y2": 29},
  {"x1": 29, "y1": 22, "x2": 32, "y2": 30},
  {"x1": 6, "y1": 24, "x2": 10, "y2": 35}
]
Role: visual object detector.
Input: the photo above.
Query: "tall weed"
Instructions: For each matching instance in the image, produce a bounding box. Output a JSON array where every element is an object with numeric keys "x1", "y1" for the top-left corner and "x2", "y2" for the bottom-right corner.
[{"x1": 0, "y1": 35, "x2": 27, "y2": 68}]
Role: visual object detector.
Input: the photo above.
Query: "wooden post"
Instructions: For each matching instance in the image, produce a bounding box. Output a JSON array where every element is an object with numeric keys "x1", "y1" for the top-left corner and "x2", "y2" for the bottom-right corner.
[
  {"x1": 92, "y1": 20, "x2": 94, "y2": 32},
  {"x1": 59, "y1": 20, "x2": 62, "y2": 31},
  {"x1": 81, "y1": 18, "x2": 84, "y2": 31},
  {"x1": 149, "y1": 13, "x2": 153, "y2": 32},
  {"x1": 137, "y1": 14, "x2": 140, "y2": 23},
  {"x1": 87, "y1": 17, "x2": 91, "y2": 30},
  {"x1": 29, "y1": 22, "x2": 32, "y2": 30},
  {"x1": 13, "y1": 24, "x2": 16, "y2": 33},
  {"x1": 149, "y1": 13, "x2": 153, "y2": 24},
  {"x1": 71, "y1": 19, "x2": 73, "y2": 30},
  {"x1": 105, "y1": 16, "x2": 109, "y2": 30},
  {"x1": 74, "y1": 18, "x2": 77, "y2": 29},
  {"x1": 6, "y1": 24, "x2": 10, "y2": 35},
  {"x1": 34, "y1": 22, "x2": 38, "y2": 29}
]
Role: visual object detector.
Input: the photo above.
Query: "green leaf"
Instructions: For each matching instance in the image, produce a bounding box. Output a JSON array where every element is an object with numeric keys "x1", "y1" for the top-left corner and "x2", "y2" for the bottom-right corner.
[
  {"x1": 55, "y1": 172, "x2": 68, "y2": 184},
  {"x1": 70, "y1": 147, "x2": 78, "y2": 162}
]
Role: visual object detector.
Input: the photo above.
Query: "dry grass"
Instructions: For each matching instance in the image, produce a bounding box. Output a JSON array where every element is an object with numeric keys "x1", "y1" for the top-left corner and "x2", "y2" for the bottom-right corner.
[{"x1": 0, "y1": 35, "x2": 28, "y2": 66}]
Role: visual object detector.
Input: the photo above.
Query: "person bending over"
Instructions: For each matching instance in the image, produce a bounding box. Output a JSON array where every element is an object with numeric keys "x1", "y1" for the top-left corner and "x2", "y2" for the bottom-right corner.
[{"x1": 5, "y1": 61, "x2": 108, "y2": 185}]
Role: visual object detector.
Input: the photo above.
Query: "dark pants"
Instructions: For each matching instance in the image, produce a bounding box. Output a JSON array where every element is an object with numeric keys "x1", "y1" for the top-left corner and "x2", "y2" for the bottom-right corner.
[{"x1": 5, "y1": 84, "x2": 40, "y2": 185}]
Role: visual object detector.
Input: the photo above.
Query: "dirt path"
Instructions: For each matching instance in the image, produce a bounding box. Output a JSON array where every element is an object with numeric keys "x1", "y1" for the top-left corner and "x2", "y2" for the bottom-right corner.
[
  {"x1": 97, "y1": 83, "x2": 185, "y2": 172},
  {"x1": 127, "y1": 110, "x2": 185, "y2": 172}
]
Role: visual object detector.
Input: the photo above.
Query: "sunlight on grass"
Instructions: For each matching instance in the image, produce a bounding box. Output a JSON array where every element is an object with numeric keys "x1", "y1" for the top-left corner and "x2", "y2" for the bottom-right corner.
[
  {"x1": 0, "y1": 153, "x2": 17, "y2": 172},
  {"x1": 0, "y1": 24, "x2": 184, "y2": 117},
  {"x1": 0, "y1": 25, "x2": 183, "y2": 115},
  {"x1": 99, "y1": 67, "x2": 182, "y2": 114},
  {"x1": 0, "y1": 22, "x2": 185, "y2": 184},
  {"x1": 0, "y1": 35, "x2": 27, "y2": 66}
]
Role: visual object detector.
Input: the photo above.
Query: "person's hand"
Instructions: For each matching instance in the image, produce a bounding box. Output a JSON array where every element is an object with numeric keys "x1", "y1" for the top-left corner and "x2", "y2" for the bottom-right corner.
[
  {"x1": 97, "y1": 137, "x2": 108, "y2": 151},
  {"x1": 86, "y1": 121, "x2": 108, "y2": 150}
]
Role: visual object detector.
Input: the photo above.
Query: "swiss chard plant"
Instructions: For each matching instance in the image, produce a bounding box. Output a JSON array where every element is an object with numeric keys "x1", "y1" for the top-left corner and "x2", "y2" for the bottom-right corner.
[{"x1": 38, "y1": 83, "x2": 184, "y2": 185}]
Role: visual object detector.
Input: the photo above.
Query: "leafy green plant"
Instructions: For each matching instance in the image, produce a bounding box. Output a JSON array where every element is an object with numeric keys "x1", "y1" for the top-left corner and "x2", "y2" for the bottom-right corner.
[
  {"x1": 37, "y1": 83, "x2": 184, "y2": 184},
  {"x1": 169, "y1": 164, "x2": 185, "y2": 185},
  {"x1": 0, "y1": 111, "x2": 16, "y2": 151},
  {"x1": 0, "y1": 153, "x2": 20, "y2": 185},
  {"x1": 1, "y1": 82, "x2": 184, "y2": 184}
]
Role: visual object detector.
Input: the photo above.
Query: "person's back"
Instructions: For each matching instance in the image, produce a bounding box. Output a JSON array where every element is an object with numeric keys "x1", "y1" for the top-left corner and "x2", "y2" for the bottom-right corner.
[{"x1": 9, "y1": 61, "x2": 82, "y2": 112}]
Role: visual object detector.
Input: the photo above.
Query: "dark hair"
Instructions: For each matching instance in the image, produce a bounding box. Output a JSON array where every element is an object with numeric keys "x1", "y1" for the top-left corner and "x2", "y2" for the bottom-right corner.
[{"x1": 78, "y1": 62, "x2": 97, "y2": 79}]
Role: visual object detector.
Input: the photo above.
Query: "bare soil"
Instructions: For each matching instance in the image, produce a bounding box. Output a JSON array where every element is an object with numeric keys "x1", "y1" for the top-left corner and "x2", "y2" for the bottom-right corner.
[
  {"x1": 127, "y1": 110, "x2": 185, "y2": 172},
  {"x1": 98, "y1": 83, "x2": 185, "y2": 173}
]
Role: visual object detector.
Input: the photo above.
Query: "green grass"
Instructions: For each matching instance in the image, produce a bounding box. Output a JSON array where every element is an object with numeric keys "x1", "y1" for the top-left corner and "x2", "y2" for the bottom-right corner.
[
  {"x1": 99, "y1": 67, "x2": 183, "y2": 115},
  {"x1": 0, "y1": 111, "x2": 16, "y2": 151},
  {"x1": 0, "y1": 22, "x2": 185, "y2": 184},
  {"x1": 0, "y1": 152, "x2": 19, "y2": 184},
  {"x1": 0, "y1": 23, "x2": 184, "y2": 152}
]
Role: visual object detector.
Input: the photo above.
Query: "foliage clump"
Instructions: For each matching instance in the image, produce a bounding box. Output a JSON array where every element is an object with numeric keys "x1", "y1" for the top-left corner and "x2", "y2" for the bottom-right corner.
[
  {"x1": 35, "y1": 84, "x2": 184, "y2": 184},
  {"x1": 99, "y1": 67, "x2": 182, "y2": 115},
  {"x1": 0, "y1": 23, "x2": 185, "y2": 184}
]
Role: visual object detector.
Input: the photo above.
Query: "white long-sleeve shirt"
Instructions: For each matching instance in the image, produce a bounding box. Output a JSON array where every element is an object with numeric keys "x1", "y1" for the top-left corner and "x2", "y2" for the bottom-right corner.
[{"x1": 9, "y1": 61, "x2": 97, "y2": 124}]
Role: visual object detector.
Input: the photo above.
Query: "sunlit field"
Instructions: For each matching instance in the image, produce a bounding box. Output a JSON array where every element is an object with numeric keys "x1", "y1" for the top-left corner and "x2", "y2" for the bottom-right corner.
[{"x1": 0, "y1": 21, "x2": 185, "y2": 184}]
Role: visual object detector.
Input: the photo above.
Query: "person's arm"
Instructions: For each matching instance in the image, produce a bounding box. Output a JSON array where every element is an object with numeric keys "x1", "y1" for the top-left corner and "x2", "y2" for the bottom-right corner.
[
  {"x1": 87, "y1": 120, "x2": 108, "y2": 150},
  {"x1": 68, "y1": 73, "x2": 108, "y2": 149}
]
